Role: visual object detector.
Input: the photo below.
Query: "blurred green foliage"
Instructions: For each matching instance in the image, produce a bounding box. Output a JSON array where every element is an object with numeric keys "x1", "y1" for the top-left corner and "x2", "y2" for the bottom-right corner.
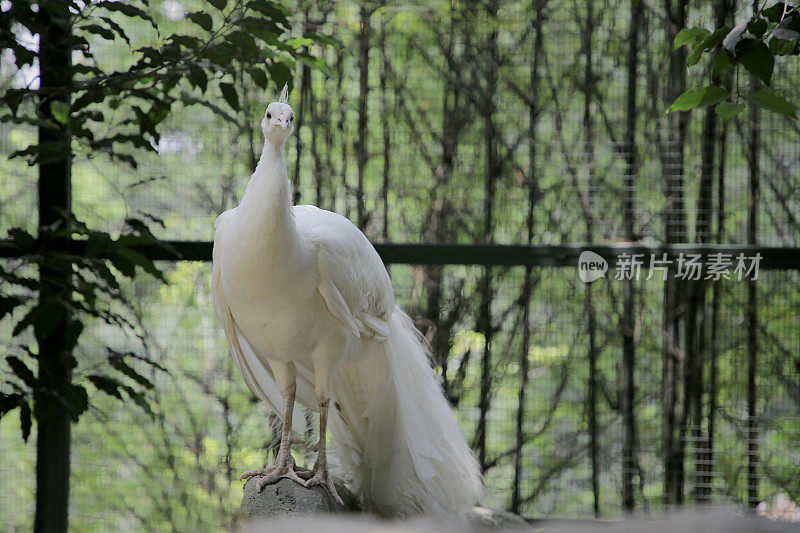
[{"x1": 0, "y1": 0, "x2": 799, "y2": 531}]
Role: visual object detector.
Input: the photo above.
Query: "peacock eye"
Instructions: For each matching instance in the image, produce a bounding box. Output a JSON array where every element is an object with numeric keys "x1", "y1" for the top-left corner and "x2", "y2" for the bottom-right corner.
[{"x1": 266, "y1": 113, "x2": 271, "y2": 119}]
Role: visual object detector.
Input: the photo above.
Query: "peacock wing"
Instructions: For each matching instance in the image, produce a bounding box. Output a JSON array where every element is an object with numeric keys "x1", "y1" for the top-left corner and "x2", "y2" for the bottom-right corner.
[{"x1": 295, "y1": 205, "x2": 394, "y2": 342}]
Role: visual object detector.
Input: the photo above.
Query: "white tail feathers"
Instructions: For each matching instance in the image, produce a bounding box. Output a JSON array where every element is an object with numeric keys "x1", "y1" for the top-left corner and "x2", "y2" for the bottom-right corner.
[{"x1": 328, "y1": 308, "x2": 484, "y2": 519}]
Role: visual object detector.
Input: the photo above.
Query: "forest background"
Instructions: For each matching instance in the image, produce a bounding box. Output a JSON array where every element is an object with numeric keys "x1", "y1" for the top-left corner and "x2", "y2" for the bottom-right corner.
[{"x1": 1, "y1": 0, "x2": 799, "y2": 531}]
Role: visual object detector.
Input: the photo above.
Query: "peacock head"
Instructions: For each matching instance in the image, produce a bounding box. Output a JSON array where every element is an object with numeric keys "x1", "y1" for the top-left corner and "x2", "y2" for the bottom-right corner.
[{"x1": 261, "y1": 84, "x2": 294, "y2": 144}]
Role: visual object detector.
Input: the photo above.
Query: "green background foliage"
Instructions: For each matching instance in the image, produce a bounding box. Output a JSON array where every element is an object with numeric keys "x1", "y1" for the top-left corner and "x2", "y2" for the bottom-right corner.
[{"x1": 1, "y1": 0, "x2": 799, "y2": 531}]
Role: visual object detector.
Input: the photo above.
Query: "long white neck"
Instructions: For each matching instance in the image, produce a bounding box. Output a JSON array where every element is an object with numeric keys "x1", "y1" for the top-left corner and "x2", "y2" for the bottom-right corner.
[{"x1": 238, "y1": 140, "x2": 295, "y2": 253}]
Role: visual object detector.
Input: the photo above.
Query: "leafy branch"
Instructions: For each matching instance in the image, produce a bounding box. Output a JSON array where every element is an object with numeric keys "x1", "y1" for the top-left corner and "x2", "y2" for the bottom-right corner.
[
  {"x1": 0, "y1": 0, "x2": 328, "y2": 168},
  {"x1": 0, "y1": 215, "x2": 169, "y2": 440},
  {"x1": 669, "y1": 1, "x2": 799, "y2": 120}
]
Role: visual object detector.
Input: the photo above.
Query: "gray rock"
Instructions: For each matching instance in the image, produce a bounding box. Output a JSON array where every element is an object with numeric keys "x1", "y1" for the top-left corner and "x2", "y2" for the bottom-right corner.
[
  {"x1": 469, "y1": 507, "x2": 533, "y2": 530},
  {"x1": 241, "y1": 477, "x2": 359, "y2": 520},
  {"x1": 240, "y1": 478, "x2": 530, "y2": 529}
]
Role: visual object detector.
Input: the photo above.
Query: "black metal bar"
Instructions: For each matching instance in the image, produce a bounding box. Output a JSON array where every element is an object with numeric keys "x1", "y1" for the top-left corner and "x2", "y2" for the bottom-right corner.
[{"x1": 2, "y1": 240, "x2": 799, "y2": 270}]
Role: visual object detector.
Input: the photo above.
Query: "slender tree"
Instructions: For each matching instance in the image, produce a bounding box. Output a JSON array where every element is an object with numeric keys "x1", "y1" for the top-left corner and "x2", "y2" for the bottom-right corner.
[
  {"x1": 621, "y1": 0, "x2": 644, "y2": 512},
  {"x1": 746, "y1": 0, "x2": 761, "y2": 506},
  {"x1": 512, "y1": 0, "x2": 545, "y2": 514},
  {"x1": 475, "y1": 0, "x2": 501, "y2": 472},
  {"x1": 379, "y1": 12, "x2": 391, "y2": 241},
  {"x1": 355, "y1": 3, "x2": 374, "y2": 230},
  {"x1": 34, "y1": 5, "x2": 73, "y2": 530},
  {"x1": 661, "y1": 0, "x2": 689, "y2": 507},
  {"x1": 582, "y1": 0, "x2": 602, "y2": 516}
]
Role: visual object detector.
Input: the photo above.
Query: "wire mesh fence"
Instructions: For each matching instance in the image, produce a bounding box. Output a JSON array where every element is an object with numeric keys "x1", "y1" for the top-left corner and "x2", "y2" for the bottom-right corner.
[
  {"x1": 2, "y1": 0, "x2": 800, "y2": 531},
  {"x1": 1, "y1": 263, "x2": 798, "y2": 530}
]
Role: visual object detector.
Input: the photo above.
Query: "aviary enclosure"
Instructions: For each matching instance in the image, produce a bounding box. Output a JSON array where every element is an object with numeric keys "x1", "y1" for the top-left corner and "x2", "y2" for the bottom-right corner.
[{"x1": 1, "y1": 0, "x2": 799, "y2": 530}]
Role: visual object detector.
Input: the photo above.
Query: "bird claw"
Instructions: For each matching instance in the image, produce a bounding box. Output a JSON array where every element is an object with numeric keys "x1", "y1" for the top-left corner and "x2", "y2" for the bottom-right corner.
[
  {"x1": 303, "y1": 468, "x2": 344, "y2": 506},
  {"x1": 240, "y1": 455, "x2": 310, "y2": 491},
  {"x1": 295, "y1": 468, "x2": 315, "y2": 480}
]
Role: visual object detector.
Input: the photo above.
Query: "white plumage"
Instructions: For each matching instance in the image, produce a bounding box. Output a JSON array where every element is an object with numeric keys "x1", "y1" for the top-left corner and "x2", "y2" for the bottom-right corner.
[{"x1": 212, "y1": 86, "x2": 483, "y2": 519}]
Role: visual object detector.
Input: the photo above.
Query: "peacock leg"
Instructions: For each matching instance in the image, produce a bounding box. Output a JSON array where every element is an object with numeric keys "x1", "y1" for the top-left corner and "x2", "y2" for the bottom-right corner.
[
  {"x1": 239, "y1": 379, "x2": 308, "y2": 491},
  {"x1": 302, "y1": 398, "x2": 343, "y2": 505}
]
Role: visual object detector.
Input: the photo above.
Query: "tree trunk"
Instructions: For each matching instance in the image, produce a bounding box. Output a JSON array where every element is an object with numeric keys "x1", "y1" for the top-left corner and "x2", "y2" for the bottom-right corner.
[
  {"x1": 512, "y1": 0, "x2": 544, "y2": 512},
  {"x1": 418, "y1": 0, "x2": 469, "y2": 400},
  {"x1": 35, "y1": 4, "x2": 73, "y2": 532},
  {"x1": 692, "y1": 0, "x2": 732, "y2": 504},
  {"x1": 683, "y1": 93, "x2": 717, "y2": 503},
  {"x1": 661, "y1": 0, "x2": 688, "y2": 508},
  {"x1": 355, "y1": 4, "x2": 372, "y2": 231},
  {"x1": 703, "y1": 75, "x2": 729, "y2": 502},
  {"x1": 581, "y1": 0, "x2": 601, "y2": 517},
  {"x1": 476, "y1": 0, "x2": 500, "y2": 473},
  {"x1": 292, "y1": 61, "x2": 310, "y2": 205},
  {"x1": 335, "y1": 53, "x2": 350, "y2": 219},
  {"x1": 379, "y1": 15, "x2": 391, "y2": 242},
  {"x1": 746, "y1": 13, "x2": 760, "y2": 505},
  {"x1": 310, "y1": 64, "x2": 323, "y2": 207},
  {"x1": 621, "y1": 0, "x2": 643, "y2": 513}
]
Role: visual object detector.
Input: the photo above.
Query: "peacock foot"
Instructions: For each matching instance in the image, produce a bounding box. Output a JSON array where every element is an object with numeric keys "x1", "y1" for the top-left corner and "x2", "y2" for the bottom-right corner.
[
  {"x1": 239, "y1": 455, "x2": 312, "y2": 492},
  {"x1": 302, "y1": 464, "x2": 343, "y2": 505}
]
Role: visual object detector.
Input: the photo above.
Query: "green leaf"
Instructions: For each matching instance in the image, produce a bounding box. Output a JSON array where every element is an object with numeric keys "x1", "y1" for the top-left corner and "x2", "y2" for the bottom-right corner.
[
  {"x1": 81, "y1": 23, "x2": 115, "y2": 40},
  {"x1": 747, "y1": 17, "x2": 767, "y2": 39},
  {"x1": 266, "y1": 62, "x2": 292, "y2": 88},
  {"x1": 99, "y1": 16, "x2": 130, "y2": 45},
  {"x1": 304, "y1": 31, "x2": 342, "y2": 48},
  {"x1": 167, "y1": 35, "x2": 202, "y2": 50},
  {"x1": 63, "y1": 384, "x2": 88, "y2": 422},
  {"x1": 219, "y1": 82, "x2": 240, "y2": 111},
  {"x1": 769, "y1": 36, "x2": 798, "y2": 55},
  {"x1": 93, "y1": 1, "x2": 157, "y2": 29},
  {"x1": 118, "y1": 384, "x2": 154, "y2": 417},
  {"x1": 711, "y1": 50, "x2": 732, "y2": 79},
  {"x1": 109, "y1": 350, "x2": 168, "y2": 374},
  {"x1": 208, "y1": 0, "x2": 228, "y2": 9},
  {"x1": 19, "y1": 400, "x2": 31, "y2": 442},
  {"x1": 687, "y1": 26, "x2": 730, "y2": 67},
  {"x1": 13, "y1": 300, "x2": 67, "y2": 340},
  {"x1": 740, "y1": 41, "x2": 774, "y2": 85},
  {"x1": 112, "y1": 247, "x2": 164, "y2": 281},
  {"x1": 285, "y1": 37, "x2": 313, "y2": 49},
  {"x1": 773, "y1": 13, "x2": 800, "y2": 41},
  {"x1": 763, "y1": 3, "x2": 788, "y2": 22},
  {"x1": 50, "y1": 101, "x2": 69, "y2": 124},
  {"x1": 297, "y1": 54, "x2": 331, "y2": 75},
  {"x1": 88, "y1": 375, "x2": 124, "y2": 400},
  {"x1": 63, "y1": 318, "x2": 84, "y2": 353},
  {"x1": 715, "y1": 102, "x2": 745, "y2": 122},
  {"x1": 250, "y1": 68, "x2": 269, "y2": 89},
  {"x1": 674, "y1": 27, "x2": 710, "y2": 50},
  {"x1": 4, "y1": 89, "x2": 26, "y2": 115},
  {"x1": 750, "y1": 90, "x2": 797, "y2": 118},
  {"x1": 187, "y1": 12, "x2": 213, "y2": 32},
  {"x1": 6, "y1": 356, "x2": 35, "y2": 387},
  {"x1": 228, "y1": 30, "x2": 259, "y2": 55},
  {"x1": 669, "y1": 86, "x2": 729, "y2": 112},
  {"x1": 247, "y1": 0, "x2": 290, "y2": 26},
  {"x1": 0, "y1": 295, "x2": 21, "y2": 320},
  {"x1": 0, "y1": 393, "x2": 24, "y2": 416},
  {"x1": 110, "y1": 356, "x2": 154, "y2": 389}
]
